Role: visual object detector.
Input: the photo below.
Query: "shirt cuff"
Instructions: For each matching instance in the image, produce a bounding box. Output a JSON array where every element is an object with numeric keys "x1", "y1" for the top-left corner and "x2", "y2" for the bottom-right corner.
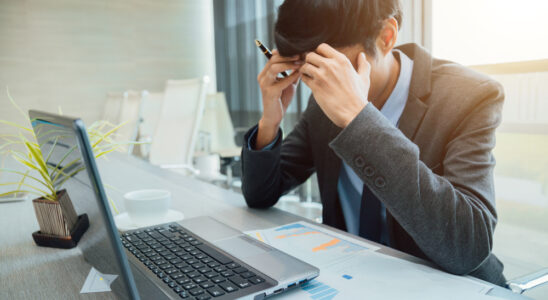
[{"x1": 247, "y1": 126, "x2": 280, "y2": 151}]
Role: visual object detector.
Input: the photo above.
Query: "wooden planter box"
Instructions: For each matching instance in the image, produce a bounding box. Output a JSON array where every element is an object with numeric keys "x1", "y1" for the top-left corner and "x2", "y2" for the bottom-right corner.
[{"x1": 31, "y1": 189, "x2": 89, "y2": 248}]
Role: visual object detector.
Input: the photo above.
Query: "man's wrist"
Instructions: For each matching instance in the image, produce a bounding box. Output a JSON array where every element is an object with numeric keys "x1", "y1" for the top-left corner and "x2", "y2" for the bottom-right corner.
[
  {"x1": 256, "y1": 118, "x2": 280, "y2": 150},
  {"x1": 341, "y1": 101, "x2": 368, "y2": 128}
]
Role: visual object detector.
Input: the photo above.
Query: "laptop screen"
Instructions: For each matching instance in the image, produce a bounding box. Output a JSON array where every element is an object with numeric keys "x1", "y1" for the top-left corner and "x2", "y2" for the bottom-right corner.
[{"x1": 30, "y1": 115, "x2": 136, "y2": 299}]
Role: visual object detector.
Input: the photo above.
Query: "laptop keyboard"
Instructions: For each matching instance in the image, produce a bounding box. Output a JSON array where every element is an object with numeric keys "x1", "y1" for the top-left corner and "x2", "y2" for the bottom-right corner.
[{"x1": 121, "y1": 223, "x2": 266, "y2": 299}]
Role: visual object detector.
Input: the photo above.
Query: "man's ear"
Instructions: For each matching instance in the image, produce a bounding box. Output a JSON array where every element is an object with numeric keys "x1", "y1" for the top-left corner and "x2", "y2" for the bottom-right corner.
[{"x1": 376, "y1": 17, "x2": 399, "y2": 56}]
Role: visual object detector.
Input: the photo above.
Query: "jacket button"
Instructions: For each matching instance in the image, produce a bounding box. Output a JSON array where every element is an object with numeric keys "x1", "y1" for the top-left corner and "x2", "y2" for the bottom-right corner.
[
  {"x1": 364, "y1": 166, "x2": 375, "y2": 177},
  {"x1": 374, "y1": 176, "x2": 386, "y2": 188},
  {"x1": 354, "y1": 156, "x2": 365, "y2": 168}
]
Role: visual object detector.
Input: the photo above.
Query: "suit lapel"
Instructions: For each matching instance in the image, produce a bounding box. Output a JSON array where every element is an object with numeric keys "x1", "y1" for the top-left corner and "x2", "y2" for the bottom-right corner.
[
  {"x1": 396, "y1": 44, "x2": 433, "y2": 140},
  {"x1": 398, "y1": 93, "x2": 428, "y2": 140}
]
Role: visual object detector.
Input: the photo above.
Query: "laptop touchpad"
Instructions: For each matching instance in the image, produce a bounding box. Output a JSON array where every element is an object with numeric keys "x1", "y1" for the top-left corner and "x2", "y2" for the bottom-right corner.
[{"x1": 214, "y1": 235, "x2": 271, "y2": 259}]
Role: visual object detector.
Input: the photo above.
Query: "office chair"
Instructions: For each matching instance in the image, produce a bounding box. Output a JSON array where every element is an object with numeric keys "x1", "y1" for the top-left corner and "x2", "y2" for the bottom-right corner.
[
  {"x1": 196, "y1": 92, "x2": 248, "y2": 186},
  {"x1": 148, "y1": 76, "x2": 209, "y2": 176}
]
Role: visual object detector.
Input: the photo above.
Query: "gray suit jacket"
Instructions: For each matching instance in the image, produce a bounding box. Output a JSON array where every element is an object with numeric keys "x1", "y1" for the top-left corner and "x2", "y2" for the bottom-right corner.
[{"x1": 241, "y1": 43, "x2": 506, "y2": 286}]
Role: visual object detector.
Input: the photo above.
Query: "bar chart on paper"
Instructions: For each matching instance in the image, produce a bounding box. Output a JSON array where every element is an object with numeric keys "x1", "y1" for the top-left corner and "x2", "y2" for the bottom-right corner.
[
  {"x1": 247, "y1": 222, "x2": 494, "y2": 300},
  {"x1": 248, "y1": 222, "x2": 378, "y2": 269},
  {"x1": 300, "y1": 279, "x2": 339, "y2": 300},
  {"x1": 245, "y1": 222, "x2": 378, "y2": 299}
]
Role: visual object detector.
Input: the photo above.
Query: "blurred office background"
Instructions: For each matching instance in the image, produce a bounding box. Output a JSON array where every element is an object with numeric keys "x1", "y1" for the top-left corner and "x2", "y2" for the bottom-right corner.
[{"x1": 0, "y1": 0, "x2": 546, "y2": 298}]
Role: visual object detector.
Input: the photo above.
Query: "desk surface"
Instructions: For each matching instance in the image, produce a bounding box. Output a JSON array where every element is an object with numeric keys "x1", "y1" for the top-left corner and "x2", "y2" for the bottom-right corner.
[{"x1": 0, "y1": 154, "x2": 528, "y2": 299}]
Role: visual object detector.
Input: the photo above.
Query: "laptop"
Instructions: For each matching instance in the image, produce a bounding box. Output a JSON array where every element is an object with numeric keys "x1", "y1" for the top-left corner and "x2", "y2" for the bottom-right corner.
[{"x1": 29, "y1": 110, "x2": 319, "y2": 300}]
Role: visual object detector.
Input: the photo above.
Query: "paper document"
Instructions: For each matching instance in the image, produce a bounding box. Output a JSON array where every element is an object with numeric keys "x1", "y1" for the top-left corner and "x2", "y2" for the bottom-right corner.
[
  {"x1": 246, "y1": 221, "x2": 495, "y2": 300},
  {"x1": 80, "y1": 267, "x2": 118, "y2": 294}
]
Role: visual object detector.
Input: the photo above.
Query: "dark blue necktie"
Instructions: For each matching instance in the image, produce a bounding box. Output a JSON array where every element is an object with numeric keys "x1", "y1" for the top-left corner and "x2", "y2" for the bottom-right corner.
[{"x1": 359, "y1": 184, "x2": 382, "y2": 243}]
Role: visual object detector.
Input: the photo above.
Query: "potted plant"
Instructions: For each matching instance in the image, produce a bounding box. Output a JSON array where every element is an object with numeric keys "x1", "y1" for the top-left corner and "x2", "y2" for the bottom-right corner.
[{"x1": 0, "y1": 89, "x2": 129, "y2": 248}]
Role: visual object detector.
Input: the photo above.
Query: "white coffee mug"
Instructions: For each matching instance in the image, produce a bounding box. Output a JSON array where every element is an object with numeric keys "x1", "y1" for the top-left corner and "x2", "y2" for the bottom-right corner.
[{"x1": 124, "y1": 189, "x2": 171, "y2": 226}]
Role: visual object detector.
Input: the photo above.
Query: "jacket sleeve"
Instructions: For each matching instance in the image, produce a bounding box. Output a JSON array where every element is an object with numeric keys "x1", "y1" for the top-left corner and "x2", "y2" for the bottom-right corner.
[
  {"x1": 241, "y1": 99, "x2": 316, "y2": 208},
  {"x1": 329, "y1": 80, "x2": 504, "y2": 275}
]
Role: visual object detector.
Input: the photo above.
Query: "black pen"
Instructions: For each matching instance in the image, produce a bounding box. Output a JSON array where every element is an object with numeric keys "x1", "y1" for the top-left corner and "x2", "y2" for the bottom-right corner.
[{"x1": 255, "y1": 39, "x2": 289, "y2": 78}]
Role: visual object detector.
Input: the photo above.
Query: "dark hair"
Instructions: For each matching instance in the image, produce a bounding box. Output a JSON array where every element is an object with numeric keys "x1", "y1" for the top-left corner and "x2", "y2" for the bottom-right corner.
[{"x1": 274, "y1": 0, "x2": 402, "y2": 57}]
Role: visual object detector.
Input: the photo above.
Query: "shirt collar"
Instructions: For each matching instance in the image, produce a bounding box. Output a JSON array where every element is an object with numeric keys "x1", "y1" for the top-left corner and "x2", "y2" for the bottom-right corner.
[{"x1": 379, "y1": 49, "x2": 414, "y2": 126}]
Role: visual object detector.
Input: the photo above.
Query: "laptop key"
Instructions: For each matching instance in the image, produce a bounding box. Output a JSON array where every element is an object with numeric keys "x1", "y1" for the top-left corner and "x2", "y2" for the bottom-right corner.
[
  {"x1": 183, "y1": 283, "x2": 197, "y2": 290},
  {"x1": 219, "y1": 281, "x2": 239, "y2": 293},
  {"x1": 189, "y1": 287, "x2": 204, "y2": 296},
  {"x1": 207, "y1": 286, "x2": 225, "y2": 297},
  {"x1": 196, "y1": 244, "x2": 233, "y2": 265},
  {"x1": 248, "y1": 276, "x2": 265, "y2": 284},
  {"x1": 175, "y1": 263, "x2": 188, "y2": 269},
  {"x1": 196, "y1": 295, "x2": 211, "y2": 300},
  {"x1": 226, "y1": 263, "x2": 240, "y2": 269},
  {"x1": 233, "y1": 267, "x2": 247, "y2": 274},
  {"x1": 228, "y1": 276, "x2": 251, "y2": 288},
  {"x1": 181, "y1": 254, "x2": 193, "y2": 261},
  {"x1": 220, "y1": 271, "x2": 234, "y2": 277},
  {"x1": 179, "y1": 291, "x2": 190, "y2": 298},
  {"x1": 173, "y1": 286, "x2": 183, "y2": 293},
  {"x1": 192, "y1": 263, "x2": 205, "y2": 269},
  {"x1": 205, "y1": 272, "x2": 218, "y2": 279},
  {"x1": 170, "y1": 258, "x2": 183, "y2": 265},
  {"x1": 200, "y1": 281, "x2": 214, "y2": 289},
  {"x1": 211, "y1": 276, "x2": 226, "y2": 284},
  {"x1": 240, "y1": 271, "x2": 255, "y2": 279},
  {"x1": 155, "y1": 259, "x2": 167, "y2": 265},
  {"x1": 164, "y1": 254, "x2": 176, "y2": 261},
  {"x1": 177, "y1": 278, "x2": 191, "y2": 285},
  {"x1": 193, "y1": 276, "x2": 207, "y2": 284}
]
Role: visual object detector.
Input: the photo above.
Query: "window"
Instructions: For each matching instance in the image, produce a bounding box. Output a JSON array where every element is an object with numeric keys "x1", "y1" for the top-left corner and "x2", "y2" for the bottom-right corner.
[{"x1": 433, "y1": 2, "x2": 548, "y2": 298}]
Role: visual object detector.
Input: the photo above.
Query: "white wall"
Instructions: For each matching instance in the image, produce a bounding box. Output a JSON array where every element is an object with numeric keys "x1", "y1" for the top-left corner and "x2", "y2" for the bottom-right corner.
[{"x1": 0, "y1": 0, "x2": 216, "y2": 131}]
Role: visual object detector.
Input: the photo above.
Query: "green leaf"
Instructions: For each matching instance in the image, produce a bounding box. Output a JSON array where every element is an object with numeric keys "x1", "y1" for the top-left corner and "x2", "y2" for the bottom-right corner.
[
  {"x1": 24, "y1": 141, "x2": 49, "y2": 177},
  {"x1": 0, "y1": 120, "x2": 33, "y2": 133},
  {"x1": 0, "y1": 168, "x2": 55, "y2": 193},
  {"x1": 6, "y1": 87, "x2": 28, "y2": 119},
  {"x1": 91, "y1": 121, "x2": 128, "y2": 148},
  {"x1": 0, "y1": 182, "x2": 52, "y2": 196}
]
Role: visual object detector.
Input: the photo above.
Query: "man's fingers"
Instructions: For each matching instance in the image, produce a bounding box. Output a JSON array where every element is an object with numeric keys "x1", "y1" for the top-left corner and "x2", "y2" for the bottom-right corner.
[
  {"x1": 300, "y1": 73, "x2": 316, "y2": 90},
  {"x1": 305, "y1": 52, "x2": 328, "y2": 68},
  {"x1": 315, "y1": 43, "x2": 342, "y2": 59},
  {"x1": 268, "y1": 62, "x2": 302, "y2": 78},
  {"x1": 299, "y1": 63, "x2": 320, "y2": 79},
  {"x1": 273, "y1": 70, "x2": 300, "y2": 90},
  {"x1": 357, "y1": 52, "x2": 371, "y2": 77}
]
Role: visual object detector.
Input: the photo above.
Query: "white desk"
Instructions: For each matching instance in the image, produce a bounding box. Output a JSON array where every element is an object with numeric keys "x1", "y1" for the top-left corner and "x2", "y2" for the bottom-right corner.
[{"x1": 0, "y1": 154, "x2": 529, "y2": 299}]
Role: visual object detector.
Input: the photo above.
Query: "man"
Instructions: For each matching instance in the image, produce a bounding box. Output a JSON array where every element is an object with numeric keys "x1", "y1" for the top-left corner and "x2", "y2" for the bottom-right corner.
[{"x1": 241, "y1": 0, "x2": 506, "y2": 286}]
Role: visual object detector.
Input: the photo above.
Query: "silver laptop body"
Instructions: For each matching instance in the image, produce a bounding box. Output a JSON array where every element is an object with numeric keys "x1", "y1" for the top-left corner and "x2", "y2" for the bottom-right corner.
[{"x1": 29, "y1": 110, "x2": 319, "y2": 300}]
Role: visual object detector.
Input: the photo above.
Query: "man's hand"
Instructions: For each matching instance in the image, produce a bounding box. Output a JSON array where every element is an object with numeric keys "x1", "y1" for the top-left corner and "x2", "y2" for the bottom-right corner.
[
  {"x1": 256, "y1": 50, "x2": 302, "y2": 149},
  {"x1": 300, "y1": 44, "x2": 370, "y2": 128}
]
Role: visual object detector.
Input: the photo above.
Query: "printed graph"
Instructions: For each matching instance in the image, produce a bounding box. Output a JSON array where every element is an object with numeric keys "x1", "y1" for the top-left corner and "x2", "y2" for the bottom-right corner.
[
  {"x1": 272, "y1": 223, "x2": 368, "y2": 254},
  {"x1": 301, "y1": 280, "x2": 339, "y2": 300}
]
